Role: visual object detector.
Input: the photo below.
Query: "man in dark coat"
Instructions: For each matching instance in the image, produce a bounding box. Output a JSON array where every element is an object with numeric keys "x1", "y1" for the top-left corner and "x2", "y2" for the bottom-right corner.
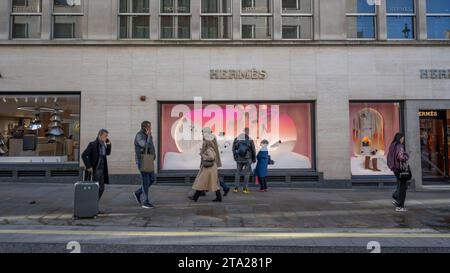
[{"x1": 82, "y1": 129, "x2": 111, "y2": 206}]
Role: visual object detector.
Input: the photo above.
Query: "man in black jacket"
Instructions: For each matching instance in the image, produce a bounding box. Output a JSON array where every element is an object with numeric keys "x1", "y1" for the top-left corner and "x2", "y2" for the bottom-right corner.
[
  {"x1": 82, "y1": 129, "x2": 111, "y2": 206},
  {"x1": 232, "y1": 127, "x2": 256, "y2": 194}
]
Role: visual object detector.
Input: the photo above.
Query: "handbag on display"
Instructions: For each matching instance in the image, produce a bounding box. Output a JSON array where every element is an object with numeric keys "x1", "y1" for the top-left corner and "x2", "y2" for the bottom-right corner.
[{"x1": 139, "y1": 143, "x2": 154, "y2": 173}]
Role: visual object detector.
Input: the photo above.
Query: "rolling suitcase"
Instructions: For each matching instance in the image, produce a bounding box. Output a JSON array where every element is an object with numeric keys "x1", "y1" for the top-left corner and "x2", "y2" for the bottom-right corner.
[{"x1": 73, "y1": 170, "x2": 99, "y2": 219}]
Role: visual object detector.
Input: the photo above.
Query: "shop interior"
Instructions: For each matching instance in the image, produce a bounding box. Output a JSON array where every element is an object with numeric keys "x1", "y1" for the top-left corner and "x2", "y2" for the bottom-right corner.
[
  {"x1": 420, "y1": 110, "x2": 450, "y2": 183},
  {"x1": 0, "y1": 94, "x2": 80, "y2": 163}
]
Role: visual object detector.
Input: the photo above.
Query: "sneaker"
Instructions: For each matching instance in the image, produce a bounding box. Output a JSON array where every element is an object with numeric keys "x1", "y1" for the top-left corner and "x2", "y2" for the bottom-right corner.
[
  {"x1": 395, "y1": 207, "x2": 408, "y2": 212},
  {"x1": 233, "y1": 188, "x2": 239, "y2": 193},
  {"x1": 142, "y1": 203, "x2": 154, "y2": 209},
  {"x1": 98, "y1": 210, "x2": 106, "y2": 215},
  {"x1": 257, "y1": 189, "x2": 265, "y2": 192},
  {"x1": 133, "y1": 192, "x2": 141, "y2": 205},
  {"x1": 223, "y1": 188, "x2": 230, "y2": 197},
  {"x1": 243, "y1": 188, "x2": 250, "y2": 194}
]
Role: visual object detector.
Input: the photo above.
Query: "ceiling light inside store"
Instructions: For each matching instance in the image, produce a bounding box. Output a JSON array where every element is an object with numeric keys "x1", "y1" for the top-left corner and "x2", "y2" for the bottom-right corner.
[
  {"x1": 44, "y1": 97, "x2": 48, "y2": 103},
  {"x1": 14, "y1": 98, "x2": 18, "y2": 103},
  {"x1": 2, "y1": 98, "x2": 6, "y2": 103},
  {"x1": 25, "y1": 97, "x2": 28, "y2": 103},
  {"x1": 34, "y1": 97, "x2": 38, "y2": 103},
  {"x1": 54, "y1": 97, "x2": 58, "y2": 103}
]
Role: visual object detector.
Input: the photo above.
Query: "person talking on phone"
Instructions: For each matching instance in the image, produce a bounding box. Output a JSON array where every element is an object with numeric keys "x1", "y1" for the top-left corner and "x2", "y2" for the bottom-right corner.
[{"x1": 81, "y1": 129, "x2": 112, "y2": 212}]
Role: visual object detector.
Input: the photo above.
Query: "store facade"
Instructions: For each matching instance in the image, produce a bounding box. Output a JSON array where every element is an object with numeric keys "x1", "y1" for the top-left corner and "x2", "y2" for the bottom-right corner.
[{"x1": 0, "y1": 0, "x2": 449, "y2": 189}]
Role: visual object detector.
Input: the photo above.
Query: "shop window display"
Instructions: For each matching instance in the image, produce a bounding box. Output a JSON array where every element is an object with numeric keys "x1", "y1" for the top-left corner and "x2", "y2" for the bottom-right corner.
[
  {"x1": 160, "y1": 102, "x2": 314, "y2": 171},
  {"x1": 0, "y1": 94, "x2": 80, "y2": 163},
  {"x1": 349, "y1": 102, "x2": 401, "y2": 175}
]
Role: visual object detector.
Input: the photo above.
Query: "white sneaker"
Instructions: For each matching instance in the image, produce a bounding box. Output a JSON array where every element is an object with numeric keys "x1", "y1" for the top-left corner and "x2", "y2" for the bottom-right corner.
[{"x1": 395, "y1": 207, "x2": 408, "y2": 212}]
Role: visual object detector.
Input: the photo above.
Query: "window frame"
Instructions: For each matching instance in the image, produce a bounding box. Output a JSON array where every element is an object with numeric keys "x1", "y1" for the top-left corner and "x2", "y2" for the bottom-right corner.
[
  {"x1": 51, "y1": 0, "x2": 85, "y2": 40},
  {"x1": 345, "y1": 0, "x2": 377, "y2": 40},
  {"x1": 240, "y1": 0, "x2": 273, "y2": 40},
  {"x1": 386, "y1": 0, "x2": 416, "y2": 40},
  {"x1": 200, "y1": 0, "x2": 233, "y2": 40},
  {"x1": 118, "y1": 0, "x2": 151, "y2": 40},
  {"x1": 159, "y1": 0, "x2": 192, "y2": 40},
  {"x1": 10, "y1": 0, "x2": 42, "y2": 40},
  {"x1": 281, "y1": 0, "x2": 313, "y2": 40}
]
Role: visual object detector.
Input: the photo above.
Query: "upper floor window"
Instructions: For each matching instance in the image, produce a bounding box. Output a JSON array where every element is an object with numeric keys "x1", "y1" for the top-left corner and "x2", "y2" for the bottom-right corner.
[
  {"x1": 119, "y1": 0, "x2": 150, "y2": 39},
  {"x1": 281, "y1": 0, "x2": 313, "y2": 40},
  {"x1": 241, "y1": 0, "x2": 272, "y2": 39},
  {"x1": 386, "y1": 0, "x2": 415, "y2": 39},
  {"x1": 160, "y1": 0, "x2": 191, "y2": 39},
  {"x1": 426, "y1": 0, "x2": 450, "y2": 40},
  {"x1": 201, "y1": 0, "x2": 232, "y2": 39},
  {"x1": 11, "y1": 0, "x2": 42, "y2": 39},
  {"x1": 346, "y1": 0, "x2": 376, "y2": 39},
  {"x1": 53, "y1": 0, "x2": 84, "y2": 39}
]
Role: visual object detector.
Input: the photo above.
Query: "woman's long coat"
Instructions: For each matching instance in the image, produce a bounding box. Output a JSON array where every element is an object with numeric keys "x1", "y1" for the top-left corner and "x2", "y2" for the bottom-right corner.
[{"x1": 192, "y1": 145, "x2": 220, "y2": 192}]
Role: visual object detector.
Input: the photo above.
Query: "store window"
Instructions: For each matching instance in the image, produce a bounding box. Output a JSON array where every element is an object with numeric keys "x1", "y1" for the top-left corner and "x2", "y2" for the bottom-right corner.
[
  {"x1": 119, "y1": 0, "x2": 150, "y2": 39},
  {"x1": 346, "y1": 0, "x2": 376, "y2": 39},
  {"x1": 160, "y1": 102, "x2": 314, "y2": 171},
  {"x1": 281, "y1": 0, "x2": 313, "y2": 39},
  {"x1": 386, "y1": 0, "x2": 415, "y2": 39},
  {"x1": 241, "y1": 0, "x2": 272, "y2": 39},
  {"x1": 11, "y1": 0, "x2": 42, "y2": 39},
  {"x1": 349, "y1": 102, "x2": 401, "y2": 176},
  {"x1": 426, "y1": 0, "x2": 450, "y2": 40},
  {"x1": 53, "y1": 0, "x2": 84, "y2": 39},
  {"x1": 160, "y1": 0, "x2": 191, "y2": 39},
  {"x1": 201, "y1": 0, "x2": 232, "y2": 39},
  {"x1": 0, "y1": 94, "x2": 81, "y2": 164}
]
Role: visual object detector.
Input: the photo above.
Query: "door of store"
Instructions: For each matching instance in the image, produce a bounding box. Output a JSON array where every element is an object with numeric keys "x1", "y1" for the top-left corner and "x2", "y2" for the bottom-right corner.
[{"x1": 419, "y1": 110, "x2": 450, "y2": 183}]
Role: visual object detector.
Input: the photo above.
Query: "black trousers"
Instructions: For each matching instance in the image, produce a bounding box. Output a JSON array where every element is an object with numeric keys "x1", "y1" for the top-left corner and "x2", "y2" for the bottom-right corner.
[
  {"x1": 259, "y1": 177, "x2": 268, "y2": 190},
  {"x1": 94, "y1": 157, "x2": 106, "y2": 200},
  {"x1": 392, "y1": 175, "x2": 408, "y2": 208}
]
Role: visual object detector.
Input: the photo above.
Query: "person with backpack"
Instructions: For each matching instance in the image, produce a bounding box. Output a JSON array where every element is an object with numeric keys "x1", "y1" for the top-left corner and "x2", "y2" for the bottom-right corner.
[
  {"x1": 254, "y1": 139, "x2": 273, "y2": 192},
  {"x1": 232, "y1": 128, "x2": 256, "y2": 194},
  {"x1": 387, "y1": 132, "x2": 411, "y2": 212}
]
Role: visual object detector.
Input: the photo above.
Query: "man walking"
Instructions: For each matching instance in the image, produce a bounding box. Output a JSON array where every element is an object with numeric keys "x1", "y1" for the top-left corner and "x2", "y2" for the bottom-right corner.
[
  {"x1": 133, "y1": 121, "x2": 156, "y2": 209},
  {"x1": 232, "y1": 127, "x2": 256, "y2": 194},
  {"x1": 81, "y1": 129, "x2": 111, "y2": 214}
]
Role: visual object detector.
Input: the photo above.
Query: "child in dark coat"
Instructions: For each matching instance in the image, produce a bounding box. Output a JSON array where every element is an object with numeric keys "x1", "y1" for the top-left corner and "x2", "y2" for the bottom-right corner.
[{"x1": 254, "y1": 139, "x2": 273, "y2": 192}]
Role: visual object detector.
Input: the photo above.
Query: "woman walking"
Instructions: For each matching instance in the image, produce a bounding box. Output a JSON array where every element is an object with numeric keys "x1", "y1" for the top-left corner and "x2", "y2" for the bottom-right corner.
[
  {"x1": 387, "y1": 132, "x2": 411, "y2": 212},
  {"x1": 189, "y1": 128, "x2": 222, "y2": 202}
]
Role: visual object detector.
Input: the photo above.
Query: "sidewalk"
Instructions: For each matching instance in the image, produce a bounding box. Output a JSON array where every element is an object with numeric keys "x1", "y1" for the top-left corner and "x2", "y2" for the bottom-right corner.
[{"x1": 0, "y1": 183, "x2": 449, "y2": 252}]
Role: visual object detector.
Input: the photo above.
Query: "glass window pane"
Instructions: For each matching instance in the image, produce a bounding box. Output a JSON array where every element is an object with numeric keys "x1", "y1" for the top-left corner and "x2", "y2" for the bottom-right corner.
[
  {"x1": 161, "y1": 0, "x2": 190, "y2": 13},
  {"x1": 427, "y1": 16, "x2": 450, "y2": 39},
  {"x1": 346, "y1": 0, "x2": 375, "y2": 13},
  {"x1": 12, "y1": 0, "x2": 41, "y2": 13},
  {"x1": 119, "y1": 0, "x2": 149, "y2": 13},
  {"x1": 161, "y1": 16, "x2": 174, "y2": 38},
  {"x1": 282, "y1": 0, "x2": 312, "y2": 14},
  {"x1": 177, "y1": 16, "x2": 190, "y2": 38},
  {"x1": 387, "y1": 16, "x2": 414, "y2": 39},
  {"x1": 53, "y1": 0, "x2": 84, "y2": 13},
  {"x1": 349, "y1": 102, "x2": 401, "y2": 176},
  {"x1": 386, "y1": 0, "x2": 414, "y2": 14},
  {"x1": 53, "y1": 15, "x2": 82, "y2": 39},
  {"x1": 426, "y1": 0, "x2": 450, "y2": 13},
  {"x1": 242, "y1": 0, "x2": 271, "y2": 13},
  {"x1": 119, "y1": 15, "x2": 149, "y2": 38},
  {"x1": 12, "y1": 16, "x2": 41, "y2": 39},
  {"x1": 201, "y1": 16, "x2": 231, "y2": 39},
  {"x1": 119, "y1": 16, "x2": 128, "y2": 38},
  {"x1": 281, "y1": 16, "x2": 312, "y2": 39},
  {"x1": 241, "y1": 16, "x2": 272, "y2": 39},
  {"x1": 347, "y1": 16, "x2": 376, "y2": 38},
  {"x1": 201, "y1": 0, "x2": 232, "y2": 13}
]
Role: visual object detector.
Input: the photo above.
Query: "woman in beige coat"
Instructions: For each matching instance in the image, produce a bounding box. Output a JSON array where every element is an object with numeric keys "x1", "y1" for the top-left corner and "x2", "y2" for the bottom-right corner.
[{"x1": 189, "y1": 128, "x2": 222, "y2": 202}]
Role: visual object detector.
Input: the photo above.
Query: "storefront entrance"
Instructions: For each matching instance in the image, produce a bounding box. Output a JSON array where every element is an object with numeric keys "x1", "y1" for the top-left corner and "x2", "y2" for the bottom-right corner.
[{"x1": 419, "y1": 110, "x2": 450, "y2": 183}]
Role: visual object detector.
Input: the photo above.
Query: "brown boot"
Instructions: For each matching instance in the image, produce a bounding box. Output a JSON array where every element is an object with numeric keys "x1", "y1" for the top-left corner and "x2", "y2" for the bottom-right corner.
[
  {"x1": 364, "y1": 156, "x2": 371, "y2": 170},
  {"x1": 372, "y1": 158, "x2": 381, "y2": 171}
]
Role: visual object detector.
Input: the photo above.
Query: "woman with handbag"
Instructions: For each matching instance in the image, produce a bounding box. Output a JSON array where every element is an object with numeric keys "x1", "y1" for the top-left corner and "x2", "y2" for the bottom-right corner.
[
  {"x1": 387, "y1": 132, "x2": 411, "y2": 212},
  {"x1": 189, "y1": 128, "x2": 222, "y2": 202}
]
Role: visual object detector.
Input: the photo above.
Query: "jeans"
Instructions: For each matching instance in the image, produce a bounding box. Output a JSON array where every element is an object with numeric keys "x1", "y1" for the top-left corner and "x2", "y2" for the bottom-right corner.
[
  {"x1": 135, "y1": 171, "x2": 155, "y2": 204},
  {"x1": 219, "y1": 176, "x2": 229, "y2": 191},
  {"x1": 234, "y1": 161, "x2": 252, "y2": 189}
]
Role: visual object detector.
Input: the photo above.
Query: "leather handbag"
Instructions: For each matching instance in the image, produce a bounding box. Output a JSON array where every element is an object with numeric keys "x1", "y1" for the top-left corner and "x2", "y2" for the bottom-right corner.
[
  {"x1": 398, "y1": 164, "x2": 412, "y2": 181},
  {"x1": 140, "y1": 144, "x2": 154, "y2": 173}
]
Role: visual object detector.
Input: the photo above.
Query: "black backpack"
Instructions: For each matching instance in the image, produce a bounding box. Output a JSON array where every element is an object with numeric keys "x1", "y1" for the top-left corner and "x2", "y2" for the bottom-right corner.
[{"x1": 236, "y1": 139, "x2": 251, "y2": 159}]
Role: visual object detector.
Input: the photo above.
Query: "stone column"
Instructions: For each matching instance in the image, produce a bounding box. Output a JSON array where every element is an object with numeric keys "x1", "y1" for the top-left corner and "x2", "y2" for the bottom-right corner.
[
  {"x1": 232, "y1": 0, "x2": 241, "y2": 40},
  {"x1": 41, "y1": 0, "x2": 51, "y2": 40},
  {"x1": 190, "y1": 0, "x2": 201, "y2": 40}
]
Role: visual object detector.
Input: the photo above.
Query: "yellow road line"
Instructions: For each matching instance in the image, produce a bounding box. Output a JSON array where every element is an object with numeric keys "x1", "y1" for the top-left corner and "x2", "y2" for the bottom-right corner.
[{"x1": 0, "y1": 229, "x2": 449, "y2": 239}]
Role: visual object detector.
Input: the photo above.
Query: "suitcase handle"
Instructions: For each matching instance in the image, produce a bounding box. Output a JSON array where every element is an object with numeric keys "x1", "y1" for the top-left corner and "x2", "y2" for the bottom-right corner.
[{"x1": 82, "y1": 168, "x2": 94, "y2": 182}]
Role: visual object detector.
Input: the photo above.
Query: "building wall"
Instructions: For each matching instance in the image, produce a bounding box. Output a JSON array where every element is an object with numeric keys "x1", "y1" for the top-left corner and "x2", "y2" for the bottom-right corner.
[{"x1": 0, "y1": 45, "x2": 448, "y2": 183}]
